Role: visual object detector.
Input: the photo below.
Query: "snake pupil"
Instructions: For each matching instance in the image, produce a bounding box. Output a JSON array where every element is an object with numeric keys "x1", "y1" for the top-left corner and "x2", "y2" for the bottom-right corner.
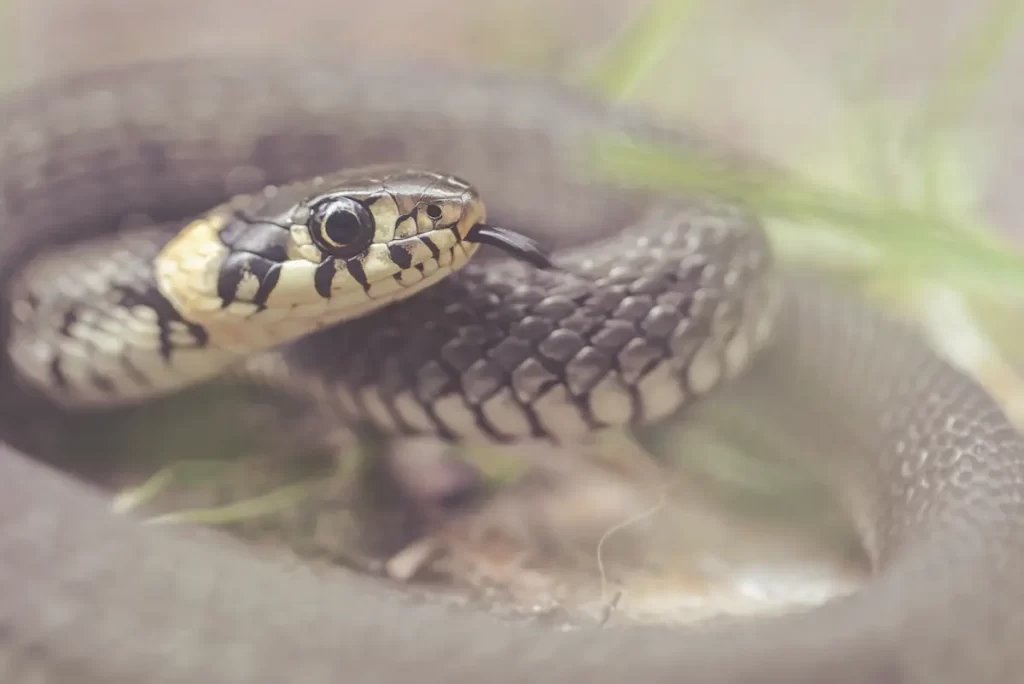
[
  {"x1": 307, "y1": 196, "x2": 375, "y2": 258},
  {"x1": 324, "y1": 209, "x2": 361, "y2": 245}
]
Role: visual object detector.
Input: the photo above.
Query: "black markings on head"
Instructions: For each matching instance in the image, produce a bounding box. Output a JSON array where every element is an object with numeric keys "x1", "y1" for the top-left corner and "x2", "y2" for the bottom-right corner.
[
  {"x1": 419, "y1": 235, "x2": 441, "y2": 261},
  {"x1": 113, "y1": 284, "x2": 207, "y2": 362},
  {"x1": 216, "y1": 252, "x2": 277, "y2": 308},
  {"x1": 388, "y1": 243, "x2": 413, "y2": 270},
  {"x1": 251, "y1": 263, "x2": 281, "y2": 309},
  {"x1": 217, "y1": 254, "x2": 247, "y2": 307},
  {"x1": 346, "y1": 259, "x2": 370, "y2": 292},
  {"x1": 217, "y1": 220, "x2": 249, "y2": 245},
  {"x1": 164, "y1": 320, "x2": 208, "y2": 361},
  {"x1": 219, "y1": 220, "x2": 290, "y2": 263},
  {"x1": 314, "y1": 258, "x2": 335, "y2": 299}
]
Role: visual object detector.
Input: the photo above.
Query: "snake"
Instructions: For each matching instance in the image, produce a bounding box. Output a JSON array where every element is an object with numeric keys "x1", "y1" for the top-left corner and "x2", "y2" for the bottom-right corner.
[{"x1": 2, "y1": 53, "x2": 1024, "y2": 684}]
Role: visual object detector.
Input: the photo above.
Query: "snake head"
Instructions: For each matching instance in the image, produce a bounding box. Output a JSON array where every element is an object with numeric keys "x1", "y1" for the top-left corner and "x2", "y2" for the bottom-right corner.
[{"x1": 153, "y1": 166, "x2": 493, "y2": 352}]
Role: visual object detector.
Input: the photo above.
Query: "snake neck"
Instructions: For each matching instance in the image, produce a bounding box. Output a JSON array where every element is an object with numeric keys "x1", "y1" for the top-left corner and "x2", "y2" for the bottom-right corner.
[{"x1": 4, "y1": 225, "x2": 236, "y2": 407}]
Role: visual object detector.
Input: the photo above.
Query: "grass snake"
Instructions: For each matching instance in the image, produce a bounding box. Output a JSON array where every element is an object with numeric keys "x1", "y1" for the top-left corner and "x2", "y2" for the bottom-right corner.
[{"x1": 1, "y1": 55, "x2": 1024, "y2": 683}]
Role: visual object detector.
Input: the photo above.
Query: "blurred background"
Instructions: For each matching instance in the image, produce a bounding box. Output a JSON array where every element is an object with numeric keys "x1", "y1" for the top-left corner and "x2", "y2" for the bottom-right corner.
[{"x1": 4, "y1": 0, "x2": 1024, "y2": 626}]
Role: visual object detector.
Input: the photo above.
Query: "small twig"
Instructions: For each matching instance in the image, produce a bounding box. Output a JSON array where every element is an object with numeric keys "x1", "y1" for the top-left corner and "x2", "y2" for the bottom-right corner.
[{"x1": 594, "y1": 489, "x2": 668, "y2": 612}]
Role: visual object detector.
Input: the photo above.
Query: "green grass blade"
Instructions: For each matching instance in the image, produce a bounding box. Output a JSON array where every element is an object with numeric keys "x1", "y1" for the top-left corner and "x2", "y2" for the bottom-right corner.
[{"x1": 586, "y1": 0, "x2": 705, "y2": 101}]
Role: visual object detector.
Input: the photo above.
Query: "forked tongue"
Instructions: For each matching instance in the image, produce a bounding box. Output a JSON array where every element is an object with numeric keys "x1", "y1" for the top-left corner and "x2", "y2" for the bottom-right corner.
[{"x1": 465, "y1": 224, "x2": 554, "y2": 270}]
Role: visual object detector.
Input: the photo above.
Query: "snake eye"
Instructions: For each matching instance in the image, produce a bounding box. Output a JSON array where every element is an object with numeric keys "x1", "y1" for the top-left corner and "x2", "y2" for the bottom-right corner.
[
  {"x1": 425, "y1": 204, "x2": 443, "y2": 221},
  {"x1": 307, "y1": 196, "x2": 376, "y2": 259}
]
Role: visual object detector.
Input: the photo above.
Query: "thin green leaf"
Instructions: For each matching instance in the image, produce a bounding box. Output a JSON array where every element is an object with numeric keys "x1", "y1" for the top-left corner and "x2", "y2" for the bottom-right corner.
[{"x1": 586, "y1": 0, "x2": 706, "y2": 101}]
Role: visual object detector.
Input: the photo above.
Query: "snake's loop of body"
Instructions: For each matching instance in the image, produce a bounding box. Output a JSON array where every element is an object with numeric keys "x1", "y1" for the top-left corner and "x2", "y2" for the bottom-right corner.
[{"x1": 1, "y1": 54, "x2": 1024, "y2": 684}]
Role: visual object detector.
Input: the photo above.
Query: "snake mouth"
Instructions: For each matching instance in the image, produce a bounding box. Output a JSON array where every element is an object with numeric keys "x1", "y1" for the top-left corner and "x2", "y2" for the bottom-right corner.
[{"x1": 464, "y1": 223, "x2": 553, "y2": 269}]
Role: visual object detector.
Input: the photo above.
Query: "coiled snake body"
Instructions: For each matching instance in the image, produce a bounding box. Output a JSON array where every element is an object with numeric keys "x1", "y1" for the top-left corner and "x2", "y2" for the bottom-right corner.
[{"x1": 1, "y1": 55, "x2": 1024, "y2": 683}]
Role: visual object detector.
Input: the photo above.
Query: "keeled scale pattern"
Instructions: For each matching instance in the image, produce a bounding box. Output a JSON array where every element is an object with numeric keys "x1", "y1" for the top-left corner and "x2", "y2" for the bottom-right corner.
[{"x1": 274, "y1": 198, "x2": 778, "y2": 443}]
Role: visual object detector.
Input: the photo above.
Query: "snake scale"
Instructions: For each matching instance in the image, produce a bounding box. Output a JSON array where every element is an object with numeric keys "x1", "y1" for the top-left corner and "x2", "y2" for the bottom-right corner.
[{"x1": 2, "y1": 54, "x2": 1024, "y2": 684}]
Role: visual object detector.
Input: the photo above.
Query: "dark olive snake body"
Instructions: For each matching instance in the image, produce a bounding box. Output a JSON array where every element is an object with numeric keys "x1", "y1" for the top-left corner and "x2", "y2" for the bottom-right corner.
[{"x1": 1, "y1": 55, "x2": 1024, "y2": 683}]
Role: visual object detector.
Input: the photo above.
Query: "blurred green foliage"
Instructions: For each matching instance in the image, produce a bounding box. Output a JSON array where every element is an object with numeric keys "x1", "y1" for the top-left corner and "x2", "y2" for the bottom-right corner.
[{"x1": 591, "y1": 0, "x2": 1024, "y2": 378}]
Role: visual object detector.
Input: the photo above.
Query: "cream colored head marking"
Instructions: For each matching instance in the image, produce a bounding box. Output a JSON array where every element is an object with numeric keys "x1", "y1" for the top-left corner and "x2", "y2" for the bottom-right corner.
[{"x1": 155, "y1": 167, "x2": 487, "y2": 352}]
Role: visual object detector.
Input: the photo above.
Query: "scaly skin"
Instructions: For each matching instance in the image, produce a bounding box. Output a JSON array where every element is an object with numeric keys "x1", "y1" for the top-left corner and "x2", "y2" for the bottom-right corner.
[{"x1": 1, "y1": 55, "x2": 1023, "y2": 683}]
